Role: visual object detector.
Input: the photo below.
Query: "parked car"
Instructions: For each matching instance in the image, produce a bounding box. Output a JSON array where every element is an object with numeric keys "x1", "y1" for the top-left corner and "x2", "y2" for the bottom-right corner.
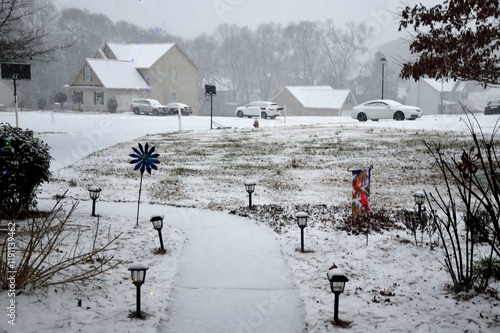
[
  {"x1": 351, "y1": 99, "x2": 422, "y2": 122},
  {"x1": 166, "y1": 102, "x2": 192, "y2": 116},
  {"x1": 130, "y1": 98, "x2": 168, "y2": 116},
  {"x1": 235, "y1": 101, "x2": 283, "y2": 119},
  {"x1": 484, "y1": 100, "x2": 500, "y2": 115}
]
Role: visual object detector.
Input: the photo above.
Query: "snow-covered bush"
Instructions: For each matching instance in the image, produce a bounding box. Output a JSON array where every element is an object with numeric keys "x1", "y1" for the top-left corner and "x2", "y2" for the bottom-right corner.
[
  {"x1": 107, "y1": 97, "x2": 118, "y2": 112},
  {"x1": 0, "y1": 123, "x2": 51, "y2": 218}
]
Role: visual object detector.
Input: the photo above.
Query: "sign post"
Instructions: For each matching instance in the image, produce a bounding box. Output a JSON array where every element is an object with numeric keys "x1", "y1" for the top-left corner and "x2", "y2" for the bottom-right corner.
[{"x1": 1, "y1": 63, "x2": 31, "y2": 128}]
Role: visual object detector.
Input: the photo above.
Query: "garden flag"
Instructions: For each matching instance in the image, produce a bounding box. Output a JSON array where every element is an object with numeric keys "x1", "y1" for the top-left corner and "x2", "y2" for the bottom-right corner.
[{"x1": 351, "y1": 168, "x2": 371, "y2": 215}]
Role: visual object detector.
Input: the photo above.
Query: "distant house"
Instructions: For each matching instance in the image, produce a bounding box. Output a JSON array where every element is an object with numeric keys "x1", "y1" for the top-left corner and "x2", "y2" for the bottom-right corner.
[
  {"x1": 0, "y1": 80, "x2": 14, "y2": 109},
  {"x1": 272, "y1": 86, "x2": 357, "y2": 116},
  {"x1": 405, "y1": 78, "x2": 497, "y2": 114},
  {"x1": 67, "y1": 42, "x2": 200, "y2": 113}
]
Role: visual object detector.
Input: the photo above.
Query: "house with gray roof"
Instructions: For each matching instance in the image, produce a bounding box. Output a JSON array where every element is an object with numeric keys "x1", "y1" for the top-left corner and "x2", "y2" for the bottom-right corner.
[
  {"x1": 67, "y1": 42, "x2": 199, "y2": 113},
  {"x1": 272, "y1": 86, "x2": 357, "y2": 116}
]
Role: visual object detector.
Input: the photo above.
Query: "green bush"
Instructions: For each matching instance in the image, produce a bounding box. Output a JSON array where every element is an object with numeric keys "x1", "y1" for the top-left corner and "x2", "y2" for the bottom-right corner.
[{"x1": 0, "y1": 123, "x2": 51, "y2": 218}]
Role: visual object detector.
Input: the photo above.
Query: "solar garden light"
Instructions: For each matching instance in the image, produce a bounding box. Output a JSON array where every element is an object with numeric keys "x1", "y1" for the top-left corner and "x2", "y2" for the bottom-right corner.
[
  {"x1": 327, "y1": 268, "x2": 349, "y2": 322},
  {"x1": 296, "y1": 212, "x2": 309, "y2": 252},
  {"x1": 244, "y1": 180, "x2": 256, "y2": 208},
  {"x1": 88, "y1": 186, "x2": 101, "y2": 216},
  {"x1": 128, "y1": 263, "x2": 149, "y2": 319},
  {"x1": 413, "y1": 191, "x2": 426, "y2": 220},
  {"x1": 150, "y1": 215, "x2": 165, "y2": 252}
]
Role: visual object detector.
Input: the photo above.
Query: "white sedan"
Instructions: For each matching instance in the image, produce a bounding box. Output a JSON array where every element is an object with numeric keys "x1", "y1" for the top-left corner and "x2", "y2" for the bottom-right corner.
[{"x1": 351, "y1": 99, "x2": 422, "y2": 121}]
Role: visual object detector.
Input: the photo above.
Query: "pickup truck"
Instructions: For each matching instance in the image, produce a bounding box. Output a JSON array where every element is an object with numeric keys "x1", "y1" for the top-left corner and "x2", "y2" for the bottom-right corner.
[
  {"x1": 235, "y1": 101, "x2": 283, "y2": 119},
  {"x1": 130, "y1": 98, "x2": 168, "y2": 116}
]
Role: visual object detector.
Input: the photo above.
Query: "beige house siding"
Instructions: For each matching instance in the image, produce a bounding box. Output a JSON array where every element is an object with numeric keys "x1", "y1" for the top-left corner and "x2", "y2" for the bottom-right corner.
[{"x1": 273, "y1": 89, "x2": 303, "y2": 115}]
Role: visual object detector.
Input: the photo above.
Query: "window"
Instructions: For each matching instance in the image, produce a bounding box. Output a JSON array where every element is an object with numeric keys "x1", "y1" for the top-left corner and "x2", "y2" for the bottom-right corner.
[
  {"x1": 94, "y1": 91, "x2": 104, "y2": 105},
  {"x1": 169, "y1": 92, "x2": 177, "y2": 102},
  {"x1": 172, "y1": 70, "x2": 178, "y2": 83},
  {"x1": 84, "y1": 68, "x2": 92, "y2": 82}
]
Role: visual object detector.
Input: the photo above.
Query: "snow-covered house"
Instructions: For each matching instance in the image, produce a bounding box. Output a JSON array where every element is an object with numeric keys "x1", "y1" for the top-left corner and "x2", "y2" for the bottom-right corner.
[
  {"x1": 67, "y1": 42, "x2": 200, "y2": 113},
  {"x1": 272, "y1": 86, "x2": 357, "y2": 116},
  {"x1": 405, "y1": 78, "x2": 494, "y2": 114},
  {"x1": 0, "y1": 80, "x2": 14, "y2": 109}
]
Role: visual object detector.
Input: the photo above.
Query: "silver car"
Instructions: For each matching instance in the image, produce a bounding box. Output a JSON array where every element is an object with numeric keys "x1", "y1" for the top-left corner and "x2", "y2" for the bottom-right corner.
[{"x1": 351, "y1": 99, "x2": 422, "y2": 121}]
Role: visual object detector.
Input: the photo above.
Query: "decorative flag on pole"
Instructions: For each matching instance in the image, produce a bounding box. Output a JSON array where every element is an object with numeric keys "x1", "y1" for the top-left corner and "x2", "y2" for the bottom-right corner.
[{"x1": 351, "y1": 167, "x2": 372, "y2": 215}]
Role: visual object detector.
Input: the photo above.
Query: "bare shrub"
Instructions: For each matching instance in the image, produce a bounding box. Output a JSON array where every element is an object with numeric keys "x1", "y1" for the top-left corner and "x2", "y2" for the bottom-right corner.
[{"x1": 1, "y1": 197, "x2": 122, "y2": 290}]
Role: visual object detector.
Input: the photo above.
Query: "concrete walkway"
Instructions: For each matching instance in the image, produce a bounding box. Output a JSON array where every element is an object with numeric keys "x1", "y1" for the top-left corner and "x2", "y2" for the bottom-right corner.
[
  {"x1": 39, "y1": 200, "x2": 305, "y2": 332},
  {"x1": 162, "y1": 208, "x2": 305, "y2": 333}
]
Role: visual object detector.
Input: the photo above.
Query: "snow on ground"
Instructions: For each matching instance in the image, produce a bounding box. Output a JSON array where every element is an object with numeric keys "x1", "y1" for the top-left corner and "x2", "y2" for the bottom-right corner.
[{"x1": 1, "y1": 110, "x2": 500, "y2": 332}]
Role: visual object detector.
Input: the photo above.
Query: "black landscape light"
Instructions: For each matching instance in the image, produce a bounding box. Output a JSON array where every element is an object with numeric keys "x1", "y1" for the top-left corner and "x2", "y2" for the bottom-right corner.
[
  {"x1": 128, "y1": 263, "x2": 149, "y2": 319},
  {"x1": 150, "y1": 215, "x2": 165, "y2": 252},
  {"x1": 380, "y1": 57, "x2": 387, "y2": 99},
  {"x1": 327, "y1": 268, "x2": 349, "y2": 322},
  {"x1": 413, "y1": 191, "x2": 425, "y2": 219},
  {"x1": 88, "y1": 186, "x2": 101, "y2": 216},
  {"x1": 244, "y1": 180, "x2": 256, "y2": 208},
  {"x1": 296, "y1": 212, "x2": 309, "y2": 252}
]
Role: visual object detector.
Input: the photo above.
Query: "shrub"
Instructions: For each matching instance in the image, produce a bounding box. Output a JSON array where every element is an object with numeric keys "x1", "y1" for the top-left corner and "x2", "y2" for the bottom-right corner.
[
  {"x1": 107, "y1": 97, "x2": 118, "y2": 113},
  {"x1": 0, "y1": 123, "x2": 51, "y2": 218}
]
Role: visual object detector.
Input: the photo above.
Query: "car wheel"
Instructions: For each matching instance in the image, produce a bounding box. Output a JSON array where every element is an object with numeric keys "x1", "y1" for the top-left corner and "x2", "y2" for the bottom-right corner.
[
  {"x1": 133, "y1": 108, "x2": 140, "y2": 115},
  {"x1": 237, "y1": 110, "x2": 244, "y2": 118},
  {"x1": 394, "y1": 111, "x2": 405, "y2": 121},
  {"x1": 261, "y1": 112, "x2": 267, "y2": 119},
  {"x1": 372, "y1": 119, "x2": 379, "y2": 122},
  {"x1": 357, "y1": 112, "x2": 367, "y2": 122},
  {"x1": 270, "y1": 116, "x2": 276, "y2": 119},
  {"x1": 153, "y1": 109, "x2": 159, "y2": 116}
]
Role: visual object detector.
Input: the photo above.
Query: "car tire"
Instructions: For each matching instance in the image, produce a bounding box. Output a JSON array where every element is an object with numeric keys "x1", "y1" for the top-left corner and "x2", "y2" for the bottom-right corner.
[
  {"x1": 153, "y1": 109, "x2": 159, "y2": 116},
  {"x1": 357, "y1": 112, "x2": 367, "y2": 122},
  {"x1": 270, "y1": 116, "x2": 276, "y2": 119},
  {"x1": 261, "y1": 112, "x2": 267, "y2": 119},
  {"x1": 372, "y1": 119, "x2": 379, "y2": 122},
  {"x1": 237, "y1": 110, "x2": 244, "y2": 118},
  {"x1": 133, "y1": 108, "x2": 140, "y2": 115},
  {"x1": 394, "y1": 111, "x2": 405, "y2": 121}
]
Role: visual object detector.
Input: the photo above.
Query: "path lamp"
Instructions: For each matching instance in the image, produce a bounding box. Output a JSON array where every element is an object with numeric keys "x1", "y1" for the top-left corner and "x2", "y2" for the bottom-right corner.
[
  {"x1": 380, "y1": 57, "x2": 387, "y2": 99},
  {"x1": 88, "y1": 186, "x2": 101, "y2": 216},
  {"x1": 413, "y1": 191, "x2": 425, "y2": 220},
  {"x1": 150, "y1": 216, "x2": 165, "y2": 252},
  {"x1": 327, "y1": 268, "x2": 349, "y2": 322},
  {"x1": 128, "y1": 263, "x2": 149, "y2": 319},
  {"x1": 296, "y1": 212, "x2": 309, "y2": 252},
  {"x1": 244, "y1": 181, "x2": 256, "y2": 208}
]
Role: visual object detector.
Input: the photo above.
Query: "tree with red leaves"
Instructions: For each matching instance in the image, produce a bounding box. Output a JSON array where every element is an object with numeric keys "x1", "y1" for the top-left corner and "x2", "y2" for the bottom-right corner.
[{"x1": 399, "y1": 0, "x2": 500, "y2": 87}]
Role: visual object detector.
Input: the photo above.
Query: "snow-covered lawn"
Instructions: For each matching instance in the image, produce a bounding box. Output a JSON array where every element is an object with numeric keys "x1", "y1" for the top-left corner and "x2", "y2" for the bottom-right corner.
[{"x1": 1, "y1": 111, "x2": 499, "y2": 332}]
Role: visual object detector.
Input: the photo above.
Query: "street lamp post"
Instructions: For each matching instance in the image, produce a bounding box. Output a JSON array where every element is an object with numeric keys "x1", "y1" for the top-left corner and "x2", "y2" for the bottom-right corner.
[
  {"x1": 150, "y1": 216, "x2": 165, "y2": 252},
  {"x1": 296, "y1": 212, "x2": 309, "y2": 252},
  {"x1": 380, "y1": 57, "x2": 387, "y2": 99},
  {"x1": 413, "y1": 191, "x2": 425, "y2": 220},
  {"x1": 128, "y1": 263, "x2": 149, "y2": 319},
  {"x1": 327, "y1": 268, "x2": 349, "y2": 322},
  {"x1": 88, "y1": 186, "x2": 101, "y2": 217},
  {"x1": 244, "y1": 181, "x2": 256, "y2": 208}
]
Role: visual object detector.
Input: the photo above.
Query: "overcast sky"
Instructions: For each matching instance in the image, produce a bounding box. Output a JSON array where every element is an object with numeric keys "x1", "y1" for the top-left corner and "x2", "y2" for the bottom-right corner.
[{"x1": 53, "y1": 0, "x2": 442, "y2": 44}]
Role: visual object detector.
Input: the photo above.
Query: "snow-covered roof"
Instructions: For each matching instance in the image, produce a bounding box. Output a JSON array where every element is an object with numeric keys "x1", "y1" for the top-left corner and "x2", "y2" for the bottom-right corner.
[
  {"x1": 283, "y1": 86, "x2": 351, "y2": 109},
  {"x1": 423, "y1": 78, "x2": 459, "y2": 92},
  {"x1": 86, "y1": 59, "x2": 150, "y2": 89},
  {"x1": 106, "y1": 42, "x2": 175, "y2": 68}
]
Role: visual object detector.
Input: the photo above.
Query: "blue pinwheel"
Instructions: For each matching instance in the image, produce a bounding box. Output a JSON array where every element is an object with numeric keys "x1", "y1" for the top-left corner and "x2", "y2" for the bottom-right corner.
[
  {"x1": 129, "y1": 143, "x2": 160, "y2": 226},
  {"x1": 129, "y1": 142, "x2": 160, "y2": 174}
]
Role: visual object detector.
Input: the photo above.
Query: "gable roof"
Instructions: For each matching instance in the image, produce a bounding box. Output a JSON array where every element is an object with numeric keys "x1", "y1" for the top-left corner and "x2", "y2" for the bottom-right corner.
[
  {"x1": 281, "y1": 86, "x2": 352, "y2": 109},
  {"x1": 82, "y1": 59, "x2": 150, "y2": 89},
  {"x1": 105, "y1": 42, "x2": 175, "y2": 68},
  {"x1": 423, "y1": 78, "x2": 466, "y2": 92}
]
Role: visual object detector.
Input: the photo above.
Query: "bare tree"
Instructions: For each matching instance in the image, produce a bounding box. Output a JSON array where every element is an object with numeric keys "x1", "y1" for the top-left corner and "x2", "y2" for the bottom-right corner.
[
  {"x1": 0, "y1": 0, "x2": 61, "y2": 63},
  {"x1": 319, "y1": 21, "x2": 372, "y2": 89}
]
